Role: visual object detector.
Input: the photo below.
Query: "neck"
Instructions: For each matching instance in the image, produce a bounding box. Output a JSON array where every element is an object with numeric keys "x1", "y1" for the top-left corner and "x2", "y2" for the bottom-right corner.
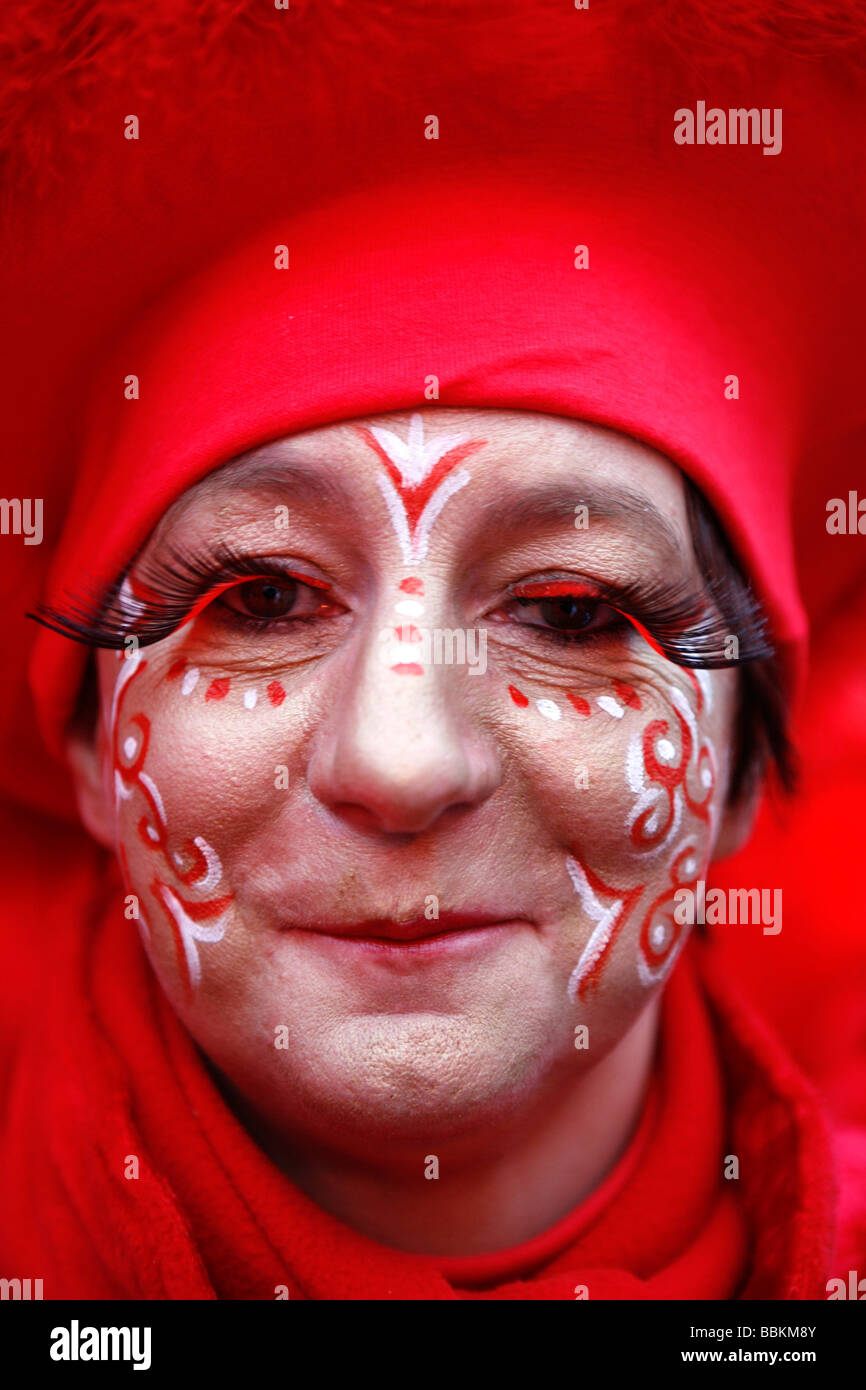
[{"x1": 220, "y1": 998, "x2": 661, "y2": 1256}]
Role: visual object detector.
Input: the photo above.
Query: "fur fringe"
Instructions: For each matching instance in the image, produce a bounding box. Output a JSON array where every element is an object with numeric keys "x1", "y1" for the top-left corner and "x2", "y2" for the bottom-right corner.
[{"x1": 1, "y1": 0, "x2": 865, "y2": 188}]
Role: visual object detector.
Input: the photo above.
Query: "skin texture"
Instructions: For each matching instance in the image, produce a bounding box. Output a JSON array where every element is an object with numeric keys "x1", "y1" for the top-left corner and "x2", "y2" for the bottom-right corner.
[{"x1": 68, "y1": 408, "x2": 756, "y2": 1255}]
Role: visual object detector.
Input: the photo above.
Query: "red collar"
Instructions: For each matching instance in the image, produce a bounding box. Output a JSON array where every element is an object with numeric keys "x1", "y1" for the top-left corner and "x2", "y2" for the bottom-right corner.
[{"x1": 0, "y1": 892, "x2": 835, "y2": 1299}]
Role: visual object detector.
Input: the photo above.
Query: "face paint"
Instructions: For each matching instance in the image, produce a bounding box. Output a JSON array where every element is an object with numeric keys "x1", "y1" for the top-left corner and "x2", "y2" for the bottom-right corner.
[
  {"x1": 168, "y1": 658, "x2": 264, "y2": 708},
  {"x1": 626, "y1": 684, "x2": 716, "y2": 854},
  {"x1": 354, "y1": 413, "x2": 487, "y2": 563},
  {"x1": 387, "y1": 578, "x2": 426, "y2": 676},
  {"x1": 566, "y1": 855, "x2": 644, "y2": 1002},
  {"x1": 612, "y1": 679, "x2": 641, "y2": 710},
  {"x1": 597, "y1": 696, "x2": 625, "y2": 719},
  {"x1": 566, "y1": 673, "x2": 719, "y2": 999},
  {"x1": 566, "y1": 693, "x2": 591, "y2": 717},
  {"x1": 376, "y1": 577, "x2": 428, "y2": 676},
  {"x1": 635, "y1": 842, "x2": 704, "y2": 988},
  {"x1": 395, "y1": 598, "x2": 424, "y2": 618},
  {"x1": 110, "y1": 652, "x2": 232, "y2": 998}
]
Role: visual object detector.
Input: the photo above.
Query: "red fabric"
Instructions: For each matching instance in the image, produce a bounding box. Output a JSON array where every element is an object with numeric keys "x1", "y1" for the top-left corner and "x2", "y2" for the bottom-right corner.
[
  {"x1": 0, "y1": 867, "x2": 836, "y2": 1300},
  {"x1": 1, "y1": 0, "x2": 865, "y2": 1306},
  {"x1": 705, "y1": 584, "x2": 866, "y2": 1279}
]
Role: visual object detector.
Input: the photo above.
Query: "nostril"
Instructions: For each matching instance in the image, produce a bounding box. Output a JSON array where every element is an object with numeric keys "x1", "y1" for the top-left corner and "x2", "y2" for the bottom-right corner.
[
  {"x1": 329, "y1": 802, "x2": 402, "y2": 836},
  {"x1": 328, "y1": 796, "x2": 473, "y2": 839}
]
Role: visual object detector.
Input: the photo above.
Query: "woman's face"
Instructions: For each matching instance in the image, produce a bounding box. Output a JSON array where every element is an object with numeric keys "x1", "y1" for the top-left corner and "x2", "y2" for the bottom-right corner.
[{"x1": 78, "y1": 409, "x2": 748, "y2": 1154}]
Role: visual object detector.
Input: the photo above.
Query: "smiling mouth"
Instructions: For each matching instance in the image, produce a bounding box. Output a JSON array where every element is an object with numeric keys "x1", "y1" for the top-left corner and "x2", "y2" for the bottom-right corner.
[{"x1": 289, "y1": 911, "x2": 526, "y2": 945}]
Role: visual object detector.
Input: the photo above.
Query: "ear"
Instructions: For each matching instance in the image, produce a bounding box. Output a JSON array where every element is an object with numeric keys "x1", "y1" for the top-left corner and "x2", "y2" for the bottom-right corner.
[
  {"x1": 710, "y1": 775, "x2": 762, "y2": 863},
  {"x1": 66, "y1": 710, "x2": 116, "y2": 852}
]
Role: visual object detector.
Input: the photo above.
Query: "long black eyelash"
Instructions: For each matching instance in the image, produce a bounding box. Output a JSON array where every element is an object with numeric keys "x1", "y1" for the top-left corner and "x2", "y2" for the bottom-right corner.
[
  {"x1": 512, "y1": 571, "x2": 774, "y2": 669},
  {"x1": 30, "y1": 538, "x2": 774, "y2": 672},
  {"x1": 28, "y1": 542, "x2": 301, "y2": 650}
]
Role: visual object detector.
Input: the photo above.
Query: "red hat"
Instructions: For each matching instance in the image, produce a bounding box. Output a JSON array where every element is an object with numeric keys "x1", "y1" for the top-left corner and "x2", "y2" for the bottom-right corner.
[{"x1": 2, "y1": 0, "x2": 866, "y2": 816}]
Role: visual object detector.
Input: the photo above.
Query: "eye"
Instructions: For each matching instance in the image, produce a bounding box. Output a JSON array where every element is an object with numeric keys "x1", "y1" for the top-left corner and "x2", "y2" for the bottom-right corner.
[
  {"x1": 218, "y1": 576, "x2": 336, "y2": 623},
  {"x1": 505, "y1": 587, "x2": 622, "y2": 638},
  {"x1": 516, "y1": 592, "x2": 615, "y2": 632}
]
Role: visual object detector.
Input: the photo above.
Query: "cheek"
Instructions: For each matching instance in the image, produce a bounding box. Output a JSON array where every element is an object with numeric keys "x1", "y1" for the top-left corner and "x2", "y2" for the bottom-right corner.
[
  {"x1": 102, "y1": 651, "x2": 303, "y2": 1002},
  {"x1": 506, "y1": 665, "x2": 728, "y2": 1002}
]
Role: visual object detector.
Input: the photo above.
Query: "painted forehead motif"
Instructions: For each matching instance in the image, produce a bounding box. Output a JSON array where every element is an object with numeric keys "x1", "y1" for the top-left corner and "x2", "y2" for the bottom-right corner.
[{"x1": 353, "y1": 413, "x2": 487, "y2": 563}]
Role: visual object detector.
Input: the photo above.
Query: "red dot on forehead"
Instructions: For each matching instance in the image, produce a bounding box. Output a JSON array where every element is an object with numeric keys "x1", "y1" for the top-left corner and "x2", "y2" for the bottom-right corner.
[
  {"x1": 508, "y1": 685, "x2": 529, "y2": 708},
  {"x1": 399, "y1": 577, "x2": 424, "y2": 595}
]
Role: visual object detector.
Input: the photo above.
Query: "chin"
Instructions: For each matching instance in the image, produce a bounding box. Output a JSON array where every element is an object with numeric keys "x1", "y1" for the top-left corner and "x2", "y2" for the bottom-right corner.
[{"x1": 278, "y1": 1013, "x2": 550, "y2": 1147}]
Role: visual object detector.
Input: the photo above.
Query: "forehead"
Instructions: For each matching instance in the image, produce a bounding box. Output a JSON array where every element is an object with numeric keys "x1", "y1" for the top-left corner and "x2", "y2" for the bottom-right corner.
[{"x1": 154, "y1": 408, "x2": 690, "y2": 557}]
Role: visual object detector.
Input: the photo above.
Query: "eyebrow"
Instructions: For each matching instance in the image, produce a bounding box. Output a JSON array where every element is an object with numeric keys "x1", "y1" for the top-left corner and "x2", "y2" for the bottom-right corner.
[
  {"x1": 474, "y1": 480, "x2": 685, "y2": 558},
  {"x1": 192, "y1": 446, "x2": 684, "y2": 558},
  {"x1": 191, "y1": 448, "x2": 348, "y2": 512}
]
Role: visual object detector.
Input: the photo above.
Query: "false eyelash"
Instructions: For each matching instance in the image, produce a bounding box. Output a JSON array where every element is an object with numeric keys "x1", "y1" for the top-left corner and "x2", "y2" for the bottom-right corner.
[
  {"x1": 28, "y1": 541, "x2": 331, "y2": 650},
  {"x1": 508, "y1": 570, "x2": 774, "y2": 668},
  {"x1": 30, "y1": 542, "x2": 775, "y2": 671}
]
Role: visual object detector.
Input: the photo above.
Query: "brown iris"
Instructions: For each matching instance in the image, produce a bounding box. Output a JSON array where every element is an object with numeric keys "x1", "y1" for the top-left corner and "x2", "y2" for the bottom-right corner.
[
  {"x1": 225, "y1": 578, "x2": 298, "y2": 619},
  {"x1": 516, "y1": 593, "x2": 600, "y2": 631}
]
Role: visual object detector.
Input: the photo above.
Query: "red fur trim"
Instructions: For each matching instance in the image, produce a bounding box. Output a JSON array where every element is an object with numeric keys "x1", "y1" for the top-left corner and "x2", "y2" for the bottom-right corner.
[{"x1": 1, "y1": 0, "x2": 864, "y2": 188}]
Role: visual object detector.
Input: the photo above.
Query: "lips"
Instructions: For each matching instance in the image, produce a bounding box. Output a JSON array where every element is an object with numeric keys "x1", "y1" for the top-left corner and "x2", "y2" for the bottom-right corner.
[{"x1": 290, "y1": 910, "x2": 520, "y2": 944}]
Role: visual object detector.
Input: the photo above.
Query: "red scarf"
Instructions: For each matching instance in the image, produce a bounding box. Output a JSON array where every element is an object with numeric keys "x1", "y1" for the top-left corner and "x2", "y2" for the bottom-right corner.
[{"x1": 0, "y1": 875, "x2": 835, "y2": 1300}]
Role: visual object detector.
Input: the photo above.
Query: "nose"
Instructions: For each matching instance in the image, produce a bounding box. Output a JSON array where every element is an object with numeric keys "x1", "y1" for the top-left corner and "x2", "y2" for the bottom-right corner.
[{"x1": 307, "y1": 636, "x2": 502, "y2": 836}]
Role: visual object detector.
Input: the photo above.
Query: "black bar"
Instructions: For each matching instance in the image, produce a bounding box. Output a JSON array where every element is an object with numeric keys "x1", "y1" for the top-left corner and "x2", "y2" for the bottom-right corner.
[{"x1": 1, "y1": 1299, "x2": 862, "y2": 1375}]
